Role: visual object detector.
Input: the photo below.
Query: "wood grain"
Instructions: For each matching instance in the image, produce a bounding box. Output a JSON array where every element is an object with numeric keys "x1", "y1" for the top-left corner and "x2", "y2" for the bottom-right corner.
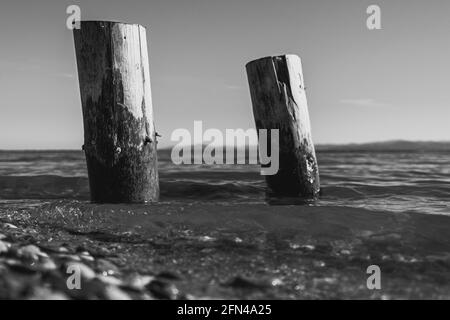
[
  {"x1": 74, "y1": 21, "x2": 159, "y2": 203},
  {"x1": 246, "y1": 55, "x2": 320, "y2": 198}
]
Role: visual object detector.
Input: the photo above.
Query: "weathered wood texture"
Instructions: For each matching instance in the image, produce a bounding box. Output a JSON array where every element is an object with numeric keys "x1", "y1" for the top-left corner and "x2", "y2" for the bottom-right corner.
[
  {"x1": 246, "y1": 55, "x2": 320, "y2": 198},
  {"x1": 74, "y1": 21, "x2": 159, "y2": 203}
]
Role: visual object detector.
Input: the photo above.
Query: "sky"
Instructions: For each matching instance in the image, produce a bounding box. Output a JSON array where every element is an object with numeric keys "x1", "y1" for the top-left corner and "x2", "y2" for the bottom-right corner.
[{"x1": 0, "y1": 0, "x2": 449, "y2": 149}]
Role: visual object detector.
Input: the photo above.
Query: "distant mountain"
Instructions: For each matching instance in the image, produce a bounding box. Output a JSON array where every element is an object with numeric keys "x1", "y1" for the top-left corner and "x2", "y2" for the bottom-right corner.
[
  {"x1": 315, "y1": 140, "x2": 450, "y2": 152},
  {"x1": 158, "y1": 140, "x2": 450, "y2": 153}
]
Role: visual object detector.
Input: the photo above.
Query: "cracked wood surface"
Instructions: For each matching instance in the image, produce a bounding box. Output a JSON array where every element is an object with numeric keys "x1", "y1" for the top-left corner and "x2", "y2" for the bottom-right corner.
[
  {"x1": 74, "y1": 21, "x2": 159, "y2": 203},
  {"x1": 246, "y1": 55, "x2": 320, "y2": 198}
]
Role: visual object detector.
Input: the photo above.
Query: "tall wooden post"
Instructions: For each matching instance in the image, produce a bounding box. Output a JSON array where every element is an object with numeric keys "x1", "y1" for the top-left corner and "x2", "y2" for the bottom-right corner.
[
  {"x1": 74, "y1": 21, "x2": 159, "y2": 203},
  {"x1": 246, "y1": 55, "x2": 320, "y2": 198}
]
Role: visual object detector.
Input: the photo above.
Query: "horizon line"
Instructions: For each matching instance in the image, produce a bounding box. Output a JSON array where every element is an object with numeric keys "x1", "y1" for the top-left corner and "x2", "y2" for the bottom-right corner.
[{"x1": 1, "y1": 139, "x2": 450, "y2": 152}]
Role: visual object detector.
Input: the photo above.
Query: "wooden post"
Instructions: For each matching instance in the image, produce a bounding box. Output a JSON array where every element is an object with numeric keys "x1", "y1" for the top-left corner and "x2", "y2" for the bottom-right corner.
[
  {"x1": 246, "y1": 55, "x2": 320, "y2": 198},
  {"x1": 73, "y1": 21, "x2": 159, "y2": 203}
]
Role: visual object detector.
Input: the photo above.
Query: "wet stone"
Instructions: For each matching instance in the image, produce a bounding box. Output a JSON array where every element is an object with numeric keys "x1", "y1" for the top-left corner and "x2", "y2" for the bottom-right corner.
[
  {"x1": 0, "y1": 241, "x2": 10, "y2": 255},
  {"x1": 56, "y1": 254, "x2": 82, "y2": 262},
  {"x1": 62, "y1": 262, "x2": 96, "y2": 281},
  {"x1": 79, "y1": 251, "x2": 95, "y2": 262},
  {"x1": 5, "y1": 260, "x2": 39, "y2": 275},
  {"x1": 58, "y1": 247, "x2": 69, "y2": 253},
  {"x1": 37, "y1": 242, "x2": 70, "y2": 254},
  {"x1": 2, "y1": 223, "x2": 18, "y2": 230},
  {"x1": 102, "y1": 285, "x2": 131, "y2": 300},
  {"x1": 17, "y1": 245, "x2": 48, "y2": 262},
  {"x1": 66, "y1": 278, "x2": 107, "y2": 300},
  {"x1": 27, "y1": 287, "x2": 69, "y2": 300},
  {"x1": 146, "y1": 279, "x2": 181, "y2": 300},
  {"x1": 123, "y1": 274, "x2": 154, "y2": 291},
  {"x1": 37, "y1": 258, "x2": 58, "y2": 272},
  {"x1": 313, "y1": 261, "x2": 326, "y2": 268}
]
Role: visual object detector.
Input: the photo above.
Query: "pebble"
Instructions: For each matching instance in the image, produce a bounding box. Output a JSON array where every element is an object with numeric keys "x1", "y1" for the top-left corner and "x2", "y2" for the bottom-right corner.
[
  {"x1": 124, "y1": 274, "x2": 154, "y2": 291},
  {"x1": 28, "y1": 287, "x2": 69, "y2": 300},
  {"x1": 38, "y1": 258, "x2": 58, "y2": 271},
  {"x1": 57, "y1": 254, "x2": 82, "y2": 262},
  {"x1": 65, "y1": 278, "x2": 105, "y2": 300},
  {"x1": 79, "y1": 251, "x2": 95, "y2": 262},
  {"x1": 313, "y1": 261, "x2": 326, "y2": 268},
  {"x1": 0, "y1": 241, "x2": 10, "y2": 254},
  {"x1": 301, "y1": 245, "x2": 315, "y2": 251},
  {"x1": 4, "y1": 259, "x2": 38, "y2": 274},
  {"x1": 37, "y1": 243, "x2": 70, "y2": 254},
  {"x1": 198, "y1": 236, "x2": 216, "y2": 242},
  {"x1": 17, "y1": 245, "x2": 48, "y2": 261},
  {"x1": 2, "y1": 223, "x2": 18, "y2": 229},
  {"x1": 0, "y1": 220, "x2": 197, "y2": 300},
  {"x1": 271, "y1": 278, "x2": 284, "y2": 287},
  {"x1": 102, "y1": 285, "x2": 131, "y2": 300},
  {"x1": 146, "y1": 279, "x2": 180, "y2": 300},
  {"x1": 234, "y1": 237, "x2": 243, "y2": 243},
  {"x1": 63, "y1": 262, "x2": 96, "y2": 281},
  {"x1": 58, "y1": 247, "x2": 69, "y2": 253}
]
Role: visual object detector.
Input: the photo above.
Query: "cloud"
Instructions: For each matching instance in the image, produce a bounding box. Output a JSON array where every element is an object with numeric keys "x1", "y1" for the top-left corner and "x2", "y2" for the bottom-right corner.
[{"x1": 339, "y1": 98, "x2": 391, "y2": 108}]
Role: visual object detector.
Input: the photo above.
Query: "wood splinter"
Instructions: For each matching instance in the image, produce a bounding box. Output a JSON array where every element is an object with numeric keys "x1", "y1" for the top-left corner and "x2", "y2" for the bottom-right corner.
[{"x1": 246, "y1": 54, "x2": 320, "y2": 198}]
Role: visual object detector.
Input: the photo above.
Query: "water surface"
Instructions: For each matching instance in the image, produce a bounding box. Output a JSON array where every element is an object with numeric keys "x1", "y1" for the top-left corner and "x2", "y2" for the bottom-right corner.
[{"x1": 0, "y1": 148, "x2": 449, "y2": 299}]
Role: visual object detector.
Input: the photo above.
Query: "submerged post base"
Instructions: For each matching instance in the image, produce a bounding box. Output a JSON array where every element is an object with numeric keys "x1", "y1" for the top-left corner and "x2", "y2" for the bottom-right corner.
[{"x1": 246, "y1": 54, "x2": 320, "y2": 198}]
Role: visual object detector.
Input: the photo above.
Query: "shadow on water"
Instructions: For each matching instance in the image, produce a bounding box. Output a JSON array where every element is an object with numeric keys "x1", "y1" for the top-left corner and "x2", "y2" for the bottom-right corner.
[{"x1": 0, "y1": 173, "x2": 326, "y2": 207}]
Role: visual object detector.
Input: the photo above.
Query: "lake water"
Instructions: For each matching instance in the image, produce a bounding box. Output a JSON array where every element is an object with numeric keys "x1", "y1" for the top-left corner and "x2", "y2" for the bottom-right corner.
[{"x1": 0, "y1": 148, "x2": 449, "y2": 299}]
